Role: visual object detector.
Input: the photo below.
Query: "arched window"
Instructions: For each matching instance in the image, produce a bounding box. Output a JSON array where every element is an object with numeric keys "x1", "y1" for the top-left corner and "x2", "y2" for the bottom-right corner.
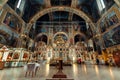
[
  {"x1": 16, "y1": 0, "x2": 26, "y2": 15},
  {"x1": 96, "y1": 0, "x2": 106, "y2": 13},
  {"x1": 17, "y1": 0, "x2": 22, "y2": 8}
]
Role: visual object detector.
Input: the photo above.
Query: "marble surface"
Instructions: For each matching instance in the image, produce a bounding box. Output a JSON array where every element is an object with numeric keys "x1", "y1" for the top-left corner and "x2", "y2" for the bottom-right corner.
[{"x1": 0, "y1": 64, "x2": 120, "y2": 80}]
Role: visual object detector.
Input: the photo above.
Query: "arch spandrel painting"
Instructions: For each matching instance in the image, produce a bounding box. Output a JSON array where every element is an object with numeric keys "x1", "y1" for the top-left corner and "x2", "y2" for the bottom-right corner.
[
  {"x1": 3, "y1": 12, "x2": 22, "y2": 33},
  {"x1": 53, "y1": 25, "x2": 69, "y2": 34},
  {"x1": 103, "y1": 25, "x2": 120, "y2": 48},
  {"x1": 100, "y1": 11, "x2": 119, "y2": 33}
]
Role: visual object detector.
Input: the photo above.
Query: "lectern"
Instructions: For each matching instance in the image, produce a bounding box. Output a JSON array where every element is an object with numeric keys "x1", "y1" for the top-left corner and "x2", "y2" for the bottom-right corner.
[{"x1": 52, "y1": 58, "x2": 67, "y2": 78}]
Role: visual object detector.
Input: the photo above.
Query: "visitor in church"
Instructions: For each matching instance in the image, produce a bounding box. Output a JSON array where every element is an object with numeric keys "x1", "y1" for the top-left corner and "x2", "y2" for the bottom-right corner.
[{"x1": 96, "y1": 58, "x2": 99, "y2": 65}]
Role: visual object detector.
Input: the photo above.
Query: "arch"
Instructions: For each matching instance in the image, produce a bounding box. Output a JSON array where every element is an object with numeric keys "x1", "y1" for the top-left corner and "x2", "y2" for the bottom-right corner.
[
  {"x1": 29, "y1": 6, "x2": 95, "y2": 27},
  {"x1": 53, "y1": 31, "x2": 69, "y2": 45},
  {"x1": 37, "y1": 41, "x2": 46, "y2": 47},
  {"x1": 53, "y1": 32, "x2": 68, "y2": 40},
  {"x1": 35, "y1": 33, "x2": 48, "y2": 44},
  {"x1": 35, "y1": 33, "x2": 48, "y2": 39},
  {"x1": 74, "y1": 32, "x2": 86, "y2": 38},
  {"x1": 74, "y1": 33, "x2": 86, "y2": 44}
]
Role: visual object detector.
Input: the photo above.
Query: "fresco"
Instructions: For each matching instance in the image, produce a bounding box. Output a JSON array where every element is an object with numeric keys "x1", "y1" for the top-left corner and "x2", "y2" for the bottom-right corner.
[
  {"x1": 37, "y1": 26, "x2": 48, "y2": 33},
  {"x1": 3, "y1": 12, "x2": 22, "y2": 33},
  {"x1": 86, "y1": 25, "x2": 93, "y2": 39},
  {"x1": 53, "y1": 25, "x2": 69, "y2": 34},
  {"x1": 70, "y1": 38, "x2": 73, "y2": 45},
  {"x1": 73, "y1": 24, "x2": 80, "y2": 32},
  {"x1": 0, "y1": 33, "x2": 17, "y2": 47},
  {"x1": 0, "y1": 35, "x2": 7, "y2": 44},
  {"x1": 54, "y1": 34, "x2": 68, "y2": 43},
  {"x1": 103, "y1": 25, "x2": 120, "y2": 48},
  {"x1": 100, "y1": 11, "x2": 119, "y2": 33}
]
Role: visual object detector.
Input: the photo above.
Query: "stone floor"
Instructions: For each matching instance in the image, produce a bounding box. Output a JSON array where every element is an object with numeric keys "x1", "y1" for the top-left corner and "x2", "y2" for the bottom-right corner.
[{"x1": 0, "y1": 64, "x2": 120, "y2": 80}]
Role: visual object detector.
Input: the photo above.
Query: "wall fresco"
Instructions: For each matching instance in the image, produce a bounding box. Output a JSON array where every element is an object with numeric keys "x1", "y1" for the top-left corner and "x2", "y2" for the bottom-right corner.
[
  {"x1": 100, "y1": 11, "x2": 119, "y2": 33},
  {"x1": 3, "y1": 12, "x2": 22, "y2": 33},
  {"x1": 103, "y1": 25, "x2": 120, "y2": 48}
]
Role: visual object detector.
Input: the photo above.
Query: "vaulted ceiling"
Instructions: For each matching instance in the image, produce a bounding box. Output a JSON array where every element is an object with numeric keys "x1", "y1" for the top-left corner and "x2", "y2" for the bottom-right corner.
[
  {"x1": 7, "y1": 0, "x2": 114, "y2": 23},
  {"x1": 22, "y1": 0, "x2": 98, "y2": 22}
]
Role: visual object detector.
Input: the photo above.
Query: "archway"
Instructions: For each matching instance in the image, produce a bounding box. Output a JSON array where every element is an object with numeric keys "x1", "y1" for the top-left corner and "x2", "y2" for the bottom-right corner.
[
  {"x1": 53, "y1": 32, "x2": 69, "y2": 45},
  {"x1": 74, "y1": 34, "x2": 86, "y2": 44},
  {"x1": 28, "y1": 6, "x2": 95, "y2": 33},
  {"x1": 35, "y1": 33, "x2": 48, "y2": 44}
]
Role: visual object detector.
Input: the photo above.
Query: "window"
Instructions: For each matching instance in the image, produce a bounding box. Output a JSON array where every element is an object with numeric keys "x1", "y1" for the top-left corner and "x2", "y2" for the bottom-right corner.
[
  {"x1": 101, "y1": 0, "x2": 105, "y2": 9},
  {"x1": 17, "y1": 0, "x2": 22, "y2": 8},
  {"x1": 96, "y1": 0, "x2": 106, "y2": 12},
  {"x1": 16, "y1": 0, "x2": 26, "y2": 14}
]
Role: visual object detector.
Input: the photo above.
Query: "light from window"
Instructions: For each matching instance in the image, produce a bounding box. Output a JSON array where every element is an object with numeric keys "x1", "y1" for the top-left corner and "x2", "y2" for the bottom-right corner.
[
  {"x1": 17, "y1": 0, "x2": 22, "y2": 8},
  {"x1": 101, "y1": 0, "x2": 105, "y2": 9},
  {"x1": 96, "y1": 0, "x2": 106, "y2": 12}
]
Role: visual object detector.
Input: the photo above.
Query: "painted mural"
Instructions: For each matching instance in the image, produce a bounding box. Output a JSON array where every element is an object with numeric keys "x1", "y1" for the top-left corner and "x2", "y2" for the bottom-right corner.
[
  {"x1": 0, "y1": 33, "x2": 17, "y2": 47},
  {"x1": 53, "y1": 25, "x2": 69, "y2": 34},
  {"x1": 37, "y1": 26, "x2": 48, "y2": 33},
  {"x1": 3, "y1": 12, "x2": 22, "y2": 33},
  {"x1": 0, "y1": 35, "x2": 7, "y2": 44},
  {"x1": 73, "y1": 24, "x2": 80, "y2": 32},
  {"x1": 86, "y1": 25, "x2": 93, "y2": 39},
  {"x1": 100, "y1": 11, "x2": 119, "y2": 33},
  {"x1": 54, "y1": 34, "x2": 68, "y2": 43},
  {"x1": 103, "y1": 25, "x2": 120, "y2": 48},
  {"x1": 37, "y1": 24, "x2": 69, "y2": 34}
]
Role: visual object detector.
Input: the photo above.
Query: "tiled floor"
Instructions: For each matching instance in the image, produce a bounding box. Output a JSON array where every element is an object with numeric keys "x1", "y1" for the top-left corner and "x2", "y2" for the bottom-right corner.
[{"x1": 0, "y1": 64, "x2": 120, "y2": 80}]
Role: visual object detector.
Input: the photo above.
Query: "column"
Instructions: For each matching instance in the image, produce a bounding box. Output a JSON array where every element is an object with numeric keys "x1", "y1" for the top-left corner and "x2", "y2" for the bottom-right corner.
[
  {"x1": 44, "y1": 0, "x2": 51, "y2": 7},
  {"x1": 71, "y1": 0, "x2": 77, "y2": 8}
]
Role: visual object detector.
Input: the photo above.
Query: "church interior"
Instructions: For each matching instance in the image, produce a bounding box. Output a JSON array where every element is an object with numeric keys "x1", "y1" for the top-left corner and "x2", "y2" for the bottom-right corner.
[{"x1": 0, "y1": 0, "x2": 120, "y2": 80}]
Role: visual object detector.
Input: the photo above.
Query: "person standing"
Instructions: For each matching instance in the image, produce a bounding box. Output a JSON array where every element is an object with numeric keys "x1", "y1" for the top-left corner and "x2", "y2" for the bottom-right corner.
[{"x1": 96, "y1": 58, "x2": 99, "y2": 65}]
